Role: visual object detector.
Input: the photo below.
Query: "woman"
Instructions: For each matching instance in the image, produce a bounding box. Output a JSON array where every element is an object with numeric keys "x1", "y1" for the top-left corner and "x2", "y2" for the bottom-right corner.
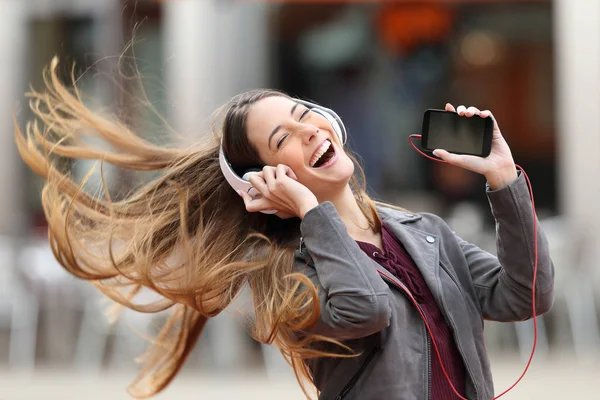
[{"x1": 16, "y1": 59, "x2": 554, "y2": 400}]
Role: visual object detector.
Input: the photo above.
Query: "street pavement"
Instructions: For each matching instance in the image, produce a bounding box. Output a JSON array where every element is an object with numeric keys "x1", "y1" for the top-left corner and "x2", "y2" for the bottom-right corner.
[{"x1": 0, "y1": 354, "x2": 598, "y2": 399}]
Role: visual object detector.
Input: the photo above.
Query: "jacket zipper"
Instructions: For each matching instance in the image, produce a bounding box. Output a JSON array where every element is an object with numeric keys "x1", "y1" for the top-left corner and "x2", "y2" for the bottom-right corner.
[
  {"x1": 334, "y1": 343, "x2": 381, "y2": 400},
  {"x1": 437, "y1": 261, "x2": 481, "y2": 398},
  {"x1": 378, "y1": 271, "x2": 432, "y2": 400},
  {"x1": 426, "y1": 335, "x2": 432, "y2": 400}
]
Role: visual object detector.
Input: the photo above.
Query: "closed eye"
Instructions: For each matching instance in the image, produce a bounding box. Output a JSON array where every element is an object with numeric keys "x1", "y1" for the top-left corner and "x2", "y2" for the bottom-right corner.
[
  {"x1": 299, "y1": 108, "x2": 311, "y2": 121},
  {"x1": 276, "y1": 108, "x2": 311, "y2": 150},
  {"x1": 276, "y1": 134, "x2": 289, "y2": 149}
]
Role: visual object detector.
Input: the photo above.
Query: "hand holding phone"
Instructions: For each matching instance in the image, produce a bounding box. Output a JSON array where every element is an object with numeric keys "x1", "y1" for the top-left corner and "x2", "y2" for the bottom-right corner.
[{"x1": 421, "y1": 104, "x2": 518, "y2": 190}]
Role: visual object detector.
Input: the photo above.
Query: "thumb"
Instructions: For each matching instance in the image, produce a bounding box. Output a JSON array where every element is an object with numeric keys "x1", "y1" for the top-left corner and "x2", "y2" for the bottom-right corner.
[
  {"x1": 432, "y1": 149, "x2": 483, "y2": 173},
  {"x1": 432, "y1": 149, "x2": 470, "y2": 165},
  {"x1": 284, "y1": 165, "x2": 298, "y2": 180},
  {"x1": 432, "y1": 149, "x2": 454, "y2": 161},
  {"x1": 237, "y1": 189, "x2": 251, "y2": 204}
]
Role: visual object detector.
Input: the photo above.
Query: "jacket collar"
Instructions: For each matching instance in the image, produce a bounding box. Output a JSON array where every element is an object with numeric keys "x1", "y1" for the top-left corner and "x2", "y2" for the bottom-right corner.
[
  {"x1": 296, "y1": 205, "x2": 428, "y2": 262},
  {"x1": 296, "y1": 206, "x2": 424, "y2": 260},
  {"x1": 377, "y1": 206, "x2": 441, "y2": 293},
  {"x1": 375, "y1": 205, "x2": 422, "y2": 225},
  {"x1": 297, "y1": 204, "x2": 442, "y2": 303}
]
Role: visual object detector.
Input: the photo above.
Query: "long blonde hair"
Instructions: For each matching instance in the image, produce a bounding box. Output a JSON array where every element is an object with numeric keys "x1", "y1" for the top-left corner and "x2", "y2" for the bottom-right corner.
[{"x1": 15, "y1": 58, "x2": 382, "y2": 398}]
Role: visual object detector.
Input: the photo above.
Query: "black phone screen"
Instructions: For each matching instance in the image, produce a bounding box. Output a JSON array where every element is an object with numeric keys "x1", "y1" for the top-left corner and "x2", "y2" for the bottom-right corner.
[{"x1": 422, "y1": 110, "x2": 492, "y2": 156}]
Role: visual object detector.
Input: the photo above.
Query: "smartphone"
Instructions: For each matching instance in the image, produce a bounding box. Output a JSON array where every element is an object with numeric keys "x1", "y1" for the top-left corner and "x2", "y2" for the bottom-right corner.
[{"x1": 421, "y1": 109, "x2": 494, "y2": 157}]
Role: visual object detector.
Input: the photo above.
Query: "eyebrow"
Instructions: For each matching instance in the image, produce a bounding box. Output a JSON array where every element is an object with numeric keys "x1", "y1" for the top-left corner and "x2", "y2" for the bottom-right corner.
[{"x1": 268, "y1": 102, "x2": 300, "y2": 150}]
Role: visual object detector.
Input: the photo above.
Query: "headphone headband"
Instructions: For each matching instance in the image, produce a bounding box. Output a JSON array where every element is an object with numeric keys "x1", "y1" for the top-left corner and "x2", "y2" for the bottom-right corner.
[{"x1": 219, "y1": 99, "x2": 347, "y2": 213}]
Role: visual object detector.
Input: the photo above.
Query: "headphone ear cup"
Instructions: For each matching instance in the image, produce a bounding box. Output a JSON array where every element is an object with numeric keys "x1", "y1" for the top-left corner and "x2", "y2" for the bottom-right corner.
[
  {"x1": 241, "y1": 169, "x2": 261, "y2": 182},
  {"x1": 240, "y1": 169, "x2": 277, "y2": 214},
  {"x1": 219, "y1": 147, "x2": 277, "y2": 214}
]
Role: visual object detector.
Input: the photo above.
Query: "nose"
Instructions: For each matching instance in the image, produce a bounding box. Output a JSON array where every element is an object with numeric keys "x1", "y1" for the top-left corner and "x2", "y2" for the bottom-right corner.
[{"x1": 300, "y1": 124, "x2": 319, "y2": 145}]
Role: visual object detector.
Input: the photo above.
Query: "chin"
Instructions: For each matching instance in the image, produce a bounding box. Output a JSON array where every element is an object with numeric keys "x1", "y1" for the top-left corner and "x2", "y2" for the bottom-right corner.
[
  {"x1": 338, "y1": 154, "x2": 356, "y2": 178},
  {"x1": 322, "y1": 158, "x2": 355, "y2": 188}
]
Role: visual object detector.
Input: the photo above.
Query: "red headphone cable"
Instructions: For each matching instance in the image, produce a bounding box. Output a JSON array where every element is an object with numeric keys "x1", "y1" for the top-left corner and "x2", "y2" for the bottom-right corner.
[{"x1": 407, "y1": 134, "x2": 539, "y2": 399}]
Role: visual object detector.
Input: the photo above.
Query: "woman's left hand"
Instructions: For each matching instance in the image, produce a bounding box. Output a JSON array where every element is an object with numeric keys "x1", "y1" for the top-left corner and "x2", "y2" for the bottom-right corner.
[{"x1": 432, "y1": 103, "x2": 518, "y2": 190}]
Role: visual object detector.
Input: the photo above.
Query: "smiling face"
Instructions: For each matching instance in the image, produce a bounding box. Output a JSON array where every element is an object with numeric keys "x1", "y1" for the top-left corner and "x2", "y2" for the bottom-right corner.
[{"x1": 245, "y1": 96, "x2": 355, "y2": 199}]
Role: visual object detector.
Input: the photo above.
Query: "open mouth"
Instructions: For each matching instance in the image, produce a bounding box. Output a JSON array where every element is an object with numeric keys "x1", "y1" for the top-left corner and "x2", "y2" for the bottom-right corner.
[{"x1": 310, "y1": 140, "x2": 336, "y2": 168}]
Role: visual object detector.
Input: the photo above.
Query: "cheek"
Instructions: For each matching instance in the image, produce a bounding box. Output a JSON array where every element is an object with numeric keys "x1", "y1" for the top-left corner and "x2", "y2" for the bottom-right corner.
[{"x1": 278, "y1": 146, "x2": 304, "y2": 168}]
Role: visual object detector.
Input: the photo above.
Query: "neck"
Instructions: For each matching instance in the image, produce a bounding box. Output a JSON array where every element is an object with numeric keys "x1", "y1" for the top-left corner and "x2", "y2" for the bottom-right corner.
[{"x1": 320, "y1": 185, "x2": 374, "y2": 238}]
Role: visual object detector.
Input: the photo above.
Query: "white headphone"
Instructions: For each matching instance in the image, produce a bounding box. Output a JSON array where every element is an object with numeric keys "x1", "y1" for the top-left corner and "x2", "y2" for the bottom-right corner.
[{"x1": 219, "y1": 99, "x2": 347, "y2": 214}]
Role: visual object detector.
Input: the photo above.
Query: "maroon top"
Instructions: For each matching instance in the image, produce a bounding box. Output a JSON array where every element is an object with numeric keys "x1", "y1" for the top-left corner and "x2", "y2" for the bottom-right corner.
[{"x1": 356, "y1": 222, "x2": 466, "y2": 399}]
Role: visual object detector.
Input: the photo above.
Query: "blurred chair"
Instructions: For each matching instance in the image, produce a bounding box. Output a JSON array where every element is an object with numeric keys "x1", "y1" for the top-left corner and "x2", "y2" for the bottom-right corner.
[
  {"x1": 549, "y1": 218, "x2": 600, "y2": 361},
  {"x1": 74, "y1": 288, "x2": 168, "y2": 373},
  {"x1": 75, "y1": 289, "x2": 256, "y2": 373},
  {"x1": 19, "y1": 240, "x2": 92, "y2": 365},
  {"x1": 203, "y1": 283, "x2": 263, "y2": 372},
  {"x1": 0, "y1": 236, "x2": 39, "y2": 372},
  {"x1": 515, "y1": 216, "x2": 600, "y2": 361},
  {"x1": 204, "y1": 311, "x2": 253, "y2": 372},
  {"x1": 513, "y1": 316, "x2": 550, "y2": 361},
  {"x1": 18, "y1": 239, "x2": 174, "y2": 371},
  {"x1": 261, "y1": 343, "x2": 295, "y2": 382}
]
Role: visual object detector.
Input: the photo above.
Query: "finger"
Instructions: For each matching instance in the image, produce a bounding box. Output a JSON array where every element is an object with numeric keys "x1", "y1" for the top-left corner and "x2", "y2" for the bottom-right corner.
[
  {"x1": 262, "y1": 166, "x2": 277, "y2": 192},
  {"x1": 288, "y1": 169, "x2": 298, "y2": 180},
  {"x1": 456, "y1": 105, "x2": 467, "y2": 115},
  {"x1": 275, "y1": 164, "x2": 287, "y2": 182},
  {"x1": 466, "y1": 106, "x2": 481, "y2": 117},
  {"x1": 445, "y1": 103, "x2": 456, "y2": 112},
  {"x1": 284, "y1": 164, "x2": 298, "y2": 180},
  {"x1": 248, "y1": 173, "x2": 269, "y2": 197},
  {"x1": 237, "y1": 189, "x2": 253, "y2": 208},
  {"x1": 238, "y1": 188, "x2": 280, "y2": 214},
  {"x1": 480, "y1": 110, "x2": 500, "y2": 131},
  {"x1": 432, "y1": 149, "x2": 484, "y2": 171},
  {"x1": 276, "y1": 164, "x2": 297, "y2": 181},
  {"x1": 432, "y1": 149, "x2": 469, "y2": 165},
  {"x1": 245, "y1": 197, "x2": 276, "y2": 213}
]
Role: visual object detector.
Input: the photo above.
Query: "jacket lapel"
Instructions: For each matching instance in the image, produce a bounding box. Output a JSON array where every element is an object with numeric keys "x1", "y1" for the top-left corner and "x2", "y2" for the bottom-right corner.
[
  {"x1": 378, "y1": 207, "x2": 443, "y2": 305},
  {"x1": 296, "y1": 205, "x2": 444, "y2": 305}
]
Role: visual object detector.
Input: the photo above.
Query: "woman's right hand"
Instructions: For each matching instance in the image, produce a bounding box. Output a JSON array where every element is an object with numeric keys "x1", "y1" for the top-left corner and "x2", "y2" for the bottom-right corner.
[{"x1": 237, "y1": 164, "x2": 319, "y2": 219}]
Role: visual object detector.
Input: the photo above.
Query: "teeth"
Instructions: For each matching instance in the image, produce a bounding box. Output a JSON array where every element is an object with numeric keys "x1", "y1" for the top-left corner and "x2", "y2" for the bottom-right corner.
[{"x1": 310, "y1": 140, "x2": 331, "y2": 167}]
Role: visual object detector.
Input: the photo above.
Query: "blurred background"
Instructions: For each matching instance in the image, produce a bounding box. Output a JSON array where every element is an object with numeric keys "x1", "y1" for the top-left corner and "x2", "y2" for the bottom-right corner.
[{"x1": 1, "y1": 0, "x2": 599, "y2": 398}]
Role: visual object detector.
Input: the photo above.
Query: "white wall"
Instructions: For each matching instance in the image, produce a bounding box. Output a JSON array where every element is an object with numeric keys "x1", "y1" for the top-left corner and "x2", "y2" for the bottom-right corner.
[
  {"x1": 26, "y1": 0, "x2": 114, "y2": 18},
  {"x1": 163, "y1": 0, "x2": 270, "y2": 137},
  {"x1": 0, "y1": 0, "x2": 28, "y2": 235},
  {"x1": 554, "y1": 0, "x2": 600, "y2": 275}
]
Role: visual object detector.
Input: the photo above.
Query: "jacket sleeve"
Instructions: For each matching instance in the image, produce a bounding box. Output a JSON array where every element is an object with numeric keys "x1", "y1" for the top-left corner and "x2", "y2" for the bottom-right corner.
[
  {"x1": 297, "y1": 201, "x2": 392, "y2": 339},
  {"x1": 458, "y1": 172, "x2": 555, "y2": 321}
]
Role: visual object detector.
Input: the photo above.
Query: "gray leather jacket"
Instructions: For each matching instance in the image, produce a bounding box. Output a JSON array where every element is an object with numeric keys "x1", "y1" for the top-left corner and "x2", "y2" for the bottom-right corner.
[{"x1": 295, "y1": 174, "x2": 555, "y2": 400}]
